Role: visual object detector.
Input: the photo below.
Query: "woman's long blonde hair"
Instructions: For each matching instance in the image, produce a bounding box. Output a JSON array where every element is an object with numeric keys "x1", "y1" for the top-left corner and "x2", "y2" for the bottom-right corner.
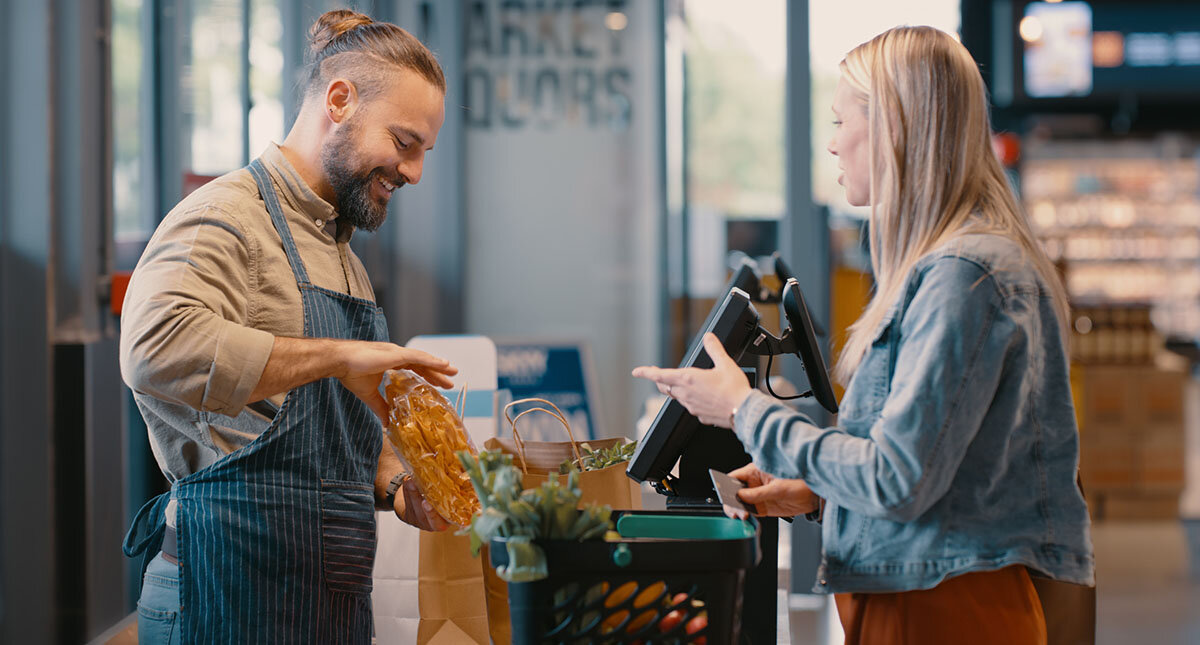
[{"x1": 833, "y1": 26, "x2": 1068, "y2": 384}]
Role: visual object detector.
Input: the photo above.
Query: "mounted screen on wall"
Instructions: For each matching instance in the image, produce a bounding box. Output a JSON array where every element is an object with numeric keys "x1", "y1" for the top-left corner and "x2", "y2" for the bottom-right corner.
[
  {"x1": 1016, "y1": 1, "x2": 1200, "y2": 103},
  {"x1": 1022, "y1": 1, "x2": 1093, "y2": 98}
]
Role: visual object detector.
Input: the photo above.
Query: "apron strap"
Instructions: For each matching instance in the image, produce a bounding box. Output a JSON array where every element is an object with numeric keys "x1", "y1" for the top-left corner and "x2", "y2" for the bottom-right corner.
[
  {"x1": 247, "y1": 158, "x2": 312, "y2": 286},
  {"x1": 122, "y1": 491, "x2": 172, "y2": 590}
]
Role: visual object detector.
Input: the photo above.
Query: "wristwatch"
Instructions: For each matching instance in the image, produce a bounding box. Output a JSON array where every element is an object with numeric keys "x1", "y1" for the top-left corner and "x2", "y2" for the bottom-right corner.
[
  {"x1": 385, "y1": 472, "x2": 411, "y2": 510},
  {"x1": 806, "y1": 497, "x2": 825, "y2": 523}
]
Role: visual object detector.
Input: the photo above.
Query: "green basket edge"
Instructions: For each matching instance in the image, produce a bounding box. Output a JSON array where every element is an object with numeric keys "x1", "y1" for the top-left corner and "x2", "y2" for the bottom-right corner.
[{"x1": 615, "y1": 513, "x2": 755, "y2": 540}]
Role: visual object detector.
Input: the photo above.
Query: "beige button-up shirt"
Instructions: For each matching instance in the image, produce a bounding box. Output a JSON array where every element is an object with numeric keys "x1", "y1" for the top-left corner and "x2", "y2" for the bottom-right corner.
[{"x1": 119, "y1": 143, "x2": 377, "y2": 482}]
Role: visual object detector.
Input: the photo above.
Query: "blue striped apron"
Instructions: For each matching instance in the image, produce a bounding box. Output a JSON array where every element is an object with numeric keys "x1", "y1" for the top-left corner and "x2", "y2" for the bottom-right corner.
[{"x1": 124, "y1": 158, "x2": 386, "y2": 643}]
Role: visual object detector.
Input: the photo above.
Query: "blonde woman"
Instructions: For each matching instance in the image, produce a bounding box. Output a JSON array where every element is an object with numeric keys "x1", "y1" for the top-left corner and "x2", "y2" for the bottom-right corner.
[{"x1": 634, "y1": 26, "x2": 1093, "y2": 643}]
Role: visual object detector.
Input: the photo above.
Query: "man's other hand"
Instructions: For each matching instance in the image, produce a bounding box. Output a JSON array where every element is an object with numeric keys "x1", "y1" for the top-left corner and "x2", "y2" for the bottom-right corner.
[{"x1": 394, "y1": 476, "x2": 450, "y2": 532}]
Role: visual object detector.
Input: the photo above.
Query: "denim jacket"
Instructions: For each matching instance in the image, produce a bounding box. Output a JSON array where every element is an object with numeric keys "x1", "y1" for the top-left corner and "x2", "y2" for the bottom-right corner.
[{"x1": 734, "y1": 233, "x2": 1095, "y2": 593}]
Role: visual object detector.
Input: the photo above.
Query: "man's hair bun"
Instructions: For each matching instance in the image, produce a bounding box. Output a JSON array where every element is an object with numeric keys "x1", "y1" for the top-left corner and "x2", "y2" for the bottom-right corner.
[
  {"x1": 307, "y1": 9, "x2": 373, "y2": 61},
  {"x1": 300, "y1": 9, "x2": 445, "y2": 99}
]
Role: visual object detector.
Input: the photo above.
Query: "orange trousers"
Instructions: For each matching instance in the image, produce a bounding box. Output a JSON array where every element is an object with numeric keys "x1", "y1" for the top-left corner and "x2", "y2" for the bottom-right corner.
[{"x1": 835, "y1": 566, "x2": 1047, "y2": 645}]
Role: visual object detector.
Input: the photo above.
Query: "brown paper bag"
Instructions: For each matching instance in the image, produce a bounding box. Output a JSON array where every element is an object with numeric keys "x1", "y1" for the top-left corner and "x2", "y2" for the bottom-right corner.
[
  {"x1": 479, "y1": 399, "x2": 643, "y2": 644},
  {"x1": 486, "y1": 435, "x2": 643, "y2": 508},
  {"x1": 488, "y1": 398, "x2": 643, "y2": 509},
  {"x1": 415, "y1": 530, "x2": 490, "y2": 644}
]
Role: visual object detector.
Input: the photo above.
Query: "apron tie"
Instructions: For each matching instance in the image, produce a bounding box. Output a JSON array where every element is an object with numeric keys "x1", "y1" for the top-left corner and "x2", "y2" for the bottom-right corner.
[
  {"x1": 123, "y1": 491, "x2": 172, "y2": 589},
  {"x1": 123, "y1": 491, "x2": 171, "y2": 557}
]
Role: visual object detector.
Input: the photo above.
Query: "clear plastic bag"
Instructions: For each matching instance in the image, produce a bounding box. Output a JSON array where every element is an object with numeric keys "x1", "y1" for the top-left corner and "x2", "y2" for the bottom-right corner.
[{"x1": 384, "y1": 370, "x2": 480, "y2": 526}]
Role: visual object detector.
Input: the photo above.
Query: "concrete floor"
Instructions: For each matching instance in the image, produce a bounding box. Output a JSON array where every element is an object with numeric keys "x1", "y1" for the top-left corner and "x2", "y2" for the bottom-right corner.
[
  {"x1": 783, "y1": 520, "x2": 1200, "y2": 645},
  {"x1": 1091, "y1": 521, "x2": 1200, "y2": 645}
]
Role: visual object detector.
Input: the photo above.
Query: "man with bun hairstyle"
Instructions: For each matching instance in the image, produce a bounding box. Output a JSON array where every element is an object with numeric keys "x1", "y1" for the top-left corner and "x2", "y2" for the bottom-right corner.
[{"x1": 121, "y1": 10, "x2": 452, "y2": 642}]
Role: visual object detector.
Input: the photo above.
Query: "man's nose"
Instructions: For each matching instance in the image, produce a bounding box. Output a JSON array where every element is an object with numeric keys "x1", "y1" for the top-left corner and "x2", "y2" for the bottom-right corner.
[
  {"x1": 398, "y1": 156, "x2": 423, "y2": 186},
  {"x1": 826, "y1": 136, "x2": 838, "y2": 156}
]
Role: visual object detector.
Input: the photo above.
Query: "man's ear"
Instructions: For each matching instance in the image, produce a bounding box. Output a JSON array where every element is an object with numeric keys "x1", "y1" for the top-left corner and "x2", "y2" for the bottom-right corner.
[{"x1": 324, "y1": 78, "x2": 360, "y2": 123}]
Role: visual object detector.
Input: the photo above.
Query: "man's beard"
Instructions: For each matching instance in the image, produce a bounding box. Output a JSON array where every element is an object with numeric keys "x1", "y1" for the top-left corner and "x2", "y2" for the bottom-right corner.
[{"x1": 320, "y1": 126, "x2": 395, "y2": 233}]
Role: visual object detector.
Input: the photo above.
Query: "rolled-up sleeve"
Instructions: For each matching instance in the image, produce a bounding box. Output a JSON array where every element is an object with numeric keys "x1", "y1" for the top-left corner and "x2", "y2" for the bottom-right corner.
[
  {"x1": 734, "y1": 258, "x2": 1013, "y2": 523},
  {"x1": 119, "y1": 204, "x2": 274, "y2": 416}
]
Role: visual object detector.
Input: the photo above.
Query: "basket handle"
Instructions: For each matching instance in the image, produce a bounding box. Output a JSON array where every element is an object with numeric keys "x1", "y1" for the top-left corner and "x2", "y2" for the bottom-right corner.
[{"x1": 502, "y1": 398, "x2": 582, "y2": 473}]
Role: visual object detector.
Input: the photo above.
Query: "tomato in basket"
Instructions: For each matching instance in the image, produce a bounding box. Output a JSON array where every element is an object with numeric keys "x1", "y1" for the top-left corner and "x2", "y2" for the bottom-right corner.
[{"x1": 685, "y1": 610, "x2": 708, "y2": 644}]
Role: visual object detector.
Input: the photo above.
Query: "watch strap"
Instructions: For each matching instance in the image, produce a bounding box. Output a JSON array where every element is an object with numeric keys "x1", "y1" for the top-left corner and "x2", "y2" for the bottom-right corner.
[{"x1": 385, "y1": 472, "x2": 409, "y2": 509}]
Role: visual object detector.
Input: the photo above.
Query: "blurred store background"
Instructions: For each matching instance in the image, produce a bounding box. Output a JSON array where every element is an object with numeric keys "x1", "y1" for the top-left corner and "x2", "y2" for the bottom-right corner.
[{"x1": 2, "y1": 0, "x2": 1199, "y2": 642}]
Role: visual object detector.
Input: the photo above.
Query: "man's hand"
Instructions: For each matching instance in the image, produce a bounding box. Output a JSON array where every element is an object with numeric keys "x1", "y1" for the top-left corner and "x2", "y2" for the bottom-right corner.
[
  {"x1": 631, "y1": 333, "x2": 751, "y2": 429},
  {"x1": 249, "y1": 337, "x2": 458, "y2": 418},
  {"x1": 725, "y1": 462, "x2": 820, "y2": 520},
  {"x1": 376, "y1": 440, "x2": 449, "y2": 532},
  {"x1": 393, "y1": 476, "x2": 450, "y2": 532},
  {"x1": 335, "y1": 341, "x2": 457, "y2": 420}
]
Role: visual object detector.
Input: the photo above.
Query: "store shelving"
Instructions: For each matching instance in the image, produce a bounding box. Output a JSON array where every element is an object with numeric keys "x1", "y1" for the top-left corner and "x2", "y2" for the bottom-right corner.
[
  {"x1": 1021, "y1": 136, "x2": 1200, "y2": 348},
  {"x1": 1020, "y1": 137, "x2": 1196, "y2": 519}
]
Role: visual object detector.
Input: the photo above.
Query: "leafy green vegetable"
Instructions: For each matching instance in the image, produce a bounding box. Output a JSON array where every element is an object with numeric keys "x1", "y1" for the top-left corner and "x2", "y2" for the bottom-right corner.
[
  {"x1": 499, "y1": 536, "x2": 545, "y2": 582},
  {"x1": 457, "y1": 450, "x2": 613, "y2": 582},
  {"x1": 558, "y1": 439, "x2": 638, "y2": 474}
]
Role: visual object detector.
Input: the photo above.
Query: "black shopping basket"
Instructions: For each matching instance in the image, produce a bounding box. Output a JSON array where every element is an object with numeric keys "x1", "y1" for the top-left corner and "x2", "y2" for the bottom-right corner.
[{"x1": 490, "y1": 511, "x2": 760, "y2": 644}]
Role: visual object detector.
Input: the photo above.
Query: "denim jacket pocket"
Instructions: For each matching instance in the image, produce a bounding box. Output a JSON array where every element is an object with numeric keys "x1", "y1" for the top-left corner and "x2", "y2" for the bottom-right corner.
[
  {"x1": 822, "y1": 500, "x2": 866, "y2": 567},
  {"x1": 870, "y1": 302, "x2": 904, "y2": 347},
  {"x1": 856, "y1": 306, "x2": 901, "y2": 416},
  {"x1": 320, "y1": 480, "x2": 377, "y2": 595}
]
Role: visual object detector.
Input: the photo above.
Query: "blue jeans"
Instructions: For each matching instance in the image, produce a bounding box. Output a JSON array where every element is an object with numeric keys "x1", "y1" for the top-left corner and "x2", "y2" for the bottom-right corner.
[{"x1": 137, "y1": 553, "x2": 181, "y2": 644}]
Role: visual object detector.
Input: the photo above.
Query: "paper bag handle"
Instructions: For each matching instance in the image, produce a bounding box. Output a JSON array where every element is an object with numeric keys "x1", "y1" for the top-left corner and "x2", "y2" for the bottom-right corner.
[{"x1": 502, "y1": 398, "x2": 582, "y2": 473}]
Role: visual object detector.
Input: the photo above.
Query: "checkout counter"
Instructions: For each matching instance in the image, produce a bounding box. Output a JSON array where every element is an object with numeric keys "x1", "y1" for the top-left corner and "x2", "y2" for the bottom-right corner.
[{"x1": 626, "y1": 254, "x2": 840, "y2": 643}]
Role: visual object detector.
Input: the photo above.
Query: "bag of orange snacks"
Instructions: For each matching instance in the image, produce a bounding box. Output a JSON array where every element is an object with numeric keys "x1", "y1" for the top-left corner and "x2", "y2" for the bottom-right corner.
[{"x1": 384, "y1": 370, "x2": 481, "y2": 527}]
